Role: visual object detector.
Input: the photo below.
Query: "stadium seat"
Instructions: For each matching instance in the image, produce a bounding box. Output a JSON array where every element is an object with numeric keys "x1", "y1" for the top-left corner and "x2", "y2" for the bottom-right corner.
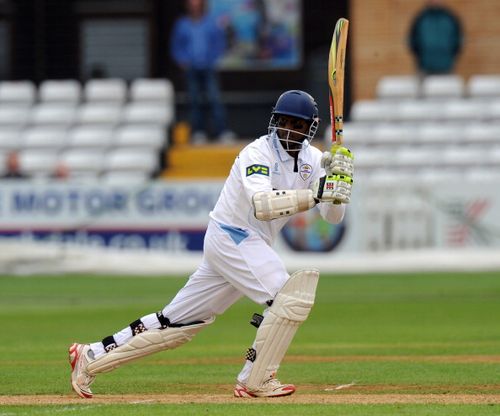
[
  {"x1": 337, "y1": 122, "x2": 371, "y2": 146},
  {"x1": 373, "y1": 123, "x2": 416, "y2": 145},
  {"x1": 121, "y1": 102, "x2": 174, "y2": 126},
  {"x1": 0, "y1": 128, "x2": 23, "y2": 150},
  {"x1": 486, "y1": 99, "x2": 500, "y2": 120},
  {"x1": 463, "y1": 122, "x2": 500, "y2": 144},
  {"x1": 353, "y1": 147, "x2": 394, "y2": 170},
  {"x1": 421, "y1": 75, "x2": 465, "y2": 99},
  {"x1": 67, "y1": 125, "x2": 114, "y2": 150},
  {"x1": 76, "y1": 103, "x2": 122, "y2": 126},
  {"x1": 396, "y1": 147, "x2": 440, "y2": 169},
  {"x1": 376, "y1": 75, "x2": 420, "y2": 100},
  {"x1": 466, "y1": 167, "x2": 500, "y2": 181},
  {"x1": 441, "y1": 99, "x2": 488, "y2": 121},
  {"x1": 21, "y1": 127, "x2": 68, "y2": 151},
  {"x1": 29, "y1": 103, "x2": 77, "y2": 126},
  {"x1": 113, "y1": 125, "x2": 166, "y2": 150},
  {"x1": 395, "y1": 100, "x2": 444, "y2": 122},
  {"x1": 129, "y1": 78, "x2": 174, "y2": 105},
  {"x1": 18, "y1": 149, "x2": 59, "y2": 177},
  {"x1": 442, "y1": 146, "x2": 485, "y2": 166},
  {"x1": 104, "y1": 148, "x2": 160, "y2": 176},
  {"x1": 350, "y1": 100, "x2": 395, "y2": 122},
  {"x1": 0, "y1": 106, "x2": 31, "y2": 127},
  {"x1": 100, "y1": 171, "x2": 150, "y2": 184},
  {"x1": 467, "y1": 74, "x2": 500, "y2": 99},
  {"x1": 417, "y1": 122, "x2": 462, "y2": 145},
  {"x1": 38, "y1": 80, "x2": 82, "y2": 104},
  {"x1": 487, "y1": 145, "x2": 500, "y2": 166},
  {"x1": 59, "y1": 149, "x2": 104, "y2": 176},
  {"x1": 0, "y1": 81, "x2": 36, "y2": 105},
  {"x1": 83, "y1": 78, "x2": 127, "y2": 103}
]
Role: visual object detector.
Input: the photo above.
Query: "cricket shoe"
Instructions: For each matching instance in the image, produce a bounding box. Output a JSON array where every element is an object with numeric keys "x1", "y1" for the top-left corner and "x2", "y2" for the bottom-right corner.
[
  {"x1": 234, "y1": 378, "x2": 296, "y2": 398},
  {"x1": 69, "y1": 343, "x2": 95, "y2": 398}
]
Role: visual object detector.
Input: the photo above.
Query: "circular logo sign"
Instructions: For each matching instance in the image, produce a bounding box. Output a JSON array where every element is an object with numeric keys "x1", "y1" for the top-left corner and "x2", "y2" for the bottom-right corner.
[{"x1": 281, "y1": 207, "x2": 346, "y2": 252}]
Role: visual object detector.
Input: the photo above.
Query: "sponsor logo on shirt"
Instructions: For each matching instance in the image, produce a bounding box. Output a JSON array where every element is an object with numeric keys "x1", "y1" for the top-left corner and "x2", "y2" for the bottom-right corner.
[
  {"x1": 246, "y1": 164, "x2": 269, "y2": 177},
  {"x1": 299, "y1": 163, "x2": 312, "y2": 180}
]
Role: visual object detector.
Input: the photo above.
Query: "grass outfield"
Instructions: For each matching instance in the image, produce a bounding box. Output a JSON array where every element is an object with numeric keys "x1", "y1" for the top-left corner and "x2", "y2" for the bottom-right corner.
[{"x1": 0, "y1": 271, "x2": 499, "y2": 415}]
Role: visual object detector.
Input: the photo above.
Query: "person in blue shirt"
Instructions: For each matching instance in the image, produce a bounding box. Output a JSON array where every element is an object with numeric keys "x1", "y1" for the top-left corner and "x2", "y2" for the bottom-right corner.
[
  {"x1": 408, "y1": 0, "x2": 463, "y2": 75},
  {"x1": 171, "y1": 0, "x2": 234, "y2": 143}
]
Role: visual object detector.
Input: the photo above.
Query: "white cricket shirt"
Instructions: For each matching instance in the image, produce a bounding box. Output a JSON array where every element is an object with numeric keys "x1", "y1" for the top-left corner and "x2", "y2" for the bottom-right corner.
[{"x1": 209, "y1": 133, "x2": 345, "y2": 246}]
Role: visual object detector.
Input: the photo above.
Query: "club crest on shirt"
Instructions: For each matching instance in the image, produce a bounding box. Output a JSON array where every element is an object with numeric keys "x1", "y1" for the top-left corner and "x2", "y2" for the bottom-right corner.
[
  {"x1": 299, "y1": 163, "x2": 312, "y2": 180},
  {"x1": 246, "y1": 164, "x2": 269, "y2": 177}
]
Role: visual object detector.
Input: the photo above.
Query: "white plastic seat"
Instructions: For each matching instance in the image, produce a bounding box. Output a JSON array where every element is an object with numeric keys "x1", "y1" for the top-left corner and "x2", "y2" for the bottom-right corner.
[
  {"x1": 100, "y1": 171, "x2": 150, "y2": 184},
  {"x1": 59, "y1": 149, "x2": 104, "y2": 175},
  {"x1": 84, "y1": 79, "x2": 127, "y2": 103},
  {"x1": 105, "y1": 148, "x2": 159, "y2": 176},
  {"x1": 18, "y1": 150, "x2": 59, "y2": 177},
  {"x1": 68, "y1": 126, "x2": 114, "y2": 149},
  {"x1": 417, "y1": 123, "x2": 462, "y2": 145},
  {"x1": 0, "y1": 106, "x2": 31, "y2": 127},
  {"x1": 0, "y1": 81, "x2": 36, "y2": 105},
  {"x1": 39, "y1": 80, "x2": 82, "y2": 104},
  {"x1": 121, "y1": 102, "x2": 173, "y2": 126},
  {"x1": 76, "y1": 103, "x2": 122, "y2": 126},
  {"x1": 21, "y1": 127, "x2": 68, "y2": 150},
  {"x1": 339, "y1": 122, "x2": 372, "y2": 146},
  {"x1": 114, "y1": 125, "x2": 166, "y2": 149},
  {"x1": 353, "y1": 148, "x2": 394, "y2": 170},
  {"x1": 486, "y1": 99, "x2": 500, "y2": 120},
  {"x1": 30, "y1": 103, "x2": 77, "y2": 126},
  {"x1": 486, "y1": 145, "x2": 500, "y2": 166},
  {"x1": 442, "y1": 146, "x2": 484, "y2": 166},
  {"x1": 350, "y1": 100, "x2": 395, "y2": 122},
  {"x1": 373, "y1": 123, "x2": 415, "y2": 145},
  {"x1": 422, "y1": 75, "x2": 465, "y2": 99},
  {"x1": 396, "y1": 147, "x2": 439, "y2": 168},
  {"x1": 464, "y1": 122, "x2": 500, "y2": 144},
  {"x1": 396, "y1": 100, "x2": 444, "y2": 122},
  {"x1": 129, "y1": 78, "x2": 174, "y2": 104},
  {"x1": 0, "y1": 128, "x2": 23, "y2": 150},
  {"x1": 417, "y1": 167, "x2": 463, "y2": 183},
  {"x1": 467, "y1": 75, "x2": 500, "y2": 99},
  {"x1": 376, "y1": 75, "x2": 420, "y2": 100},
  {"x1": 441, "y1": 99, "x2": 487, "y2": 121},
  {"x1": 466, "y1": 167, "x2": 500, "y2": 181}
]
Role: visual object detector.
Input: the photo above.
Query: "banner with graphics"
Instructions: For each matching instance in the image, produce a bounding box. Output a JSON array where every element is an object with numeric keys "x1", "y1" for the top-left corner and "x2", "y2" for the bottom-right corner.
[{"x1": 0, "y1": 179, "x2": 499, "y2": 253}]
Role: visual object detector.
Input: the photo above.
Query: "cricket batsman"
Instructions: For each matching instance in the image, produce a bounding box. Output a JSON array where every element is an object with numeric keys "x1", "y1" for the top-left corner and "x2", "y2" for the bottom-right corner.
[{"x1": 69, "y1": 89, "x2": 354, "y2": 398}]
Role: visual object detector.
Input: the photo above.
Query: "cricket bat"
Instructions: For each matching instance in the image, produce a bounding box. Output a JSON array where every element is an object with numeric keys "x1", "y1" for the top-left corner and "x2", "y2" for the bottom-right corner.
[{"x1": 328, "y1": 17, "x2": 349, "y2": 152}]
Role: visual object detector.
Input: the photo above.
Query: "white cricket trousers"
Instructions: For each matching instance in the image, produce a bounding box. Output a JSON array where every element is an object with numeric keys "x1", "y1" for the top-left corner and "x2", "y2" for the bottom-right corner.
[{"x1": 162, "y1": 219, "x2": 289, "y2": 323}]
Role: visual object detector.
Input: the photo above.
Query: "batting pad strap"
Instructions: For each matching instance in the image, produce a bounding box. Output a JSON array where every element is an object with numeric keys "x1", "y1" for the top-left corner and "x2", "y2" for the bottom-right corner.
[
  {"x1": 245, "y1": 269, "x2": 319, "y2": 390},
  {"x1": 87, "y1": 317, "x2": 215, "y2": 375},
  {"x1": 253, "y1": 189, "x2": 316, "y2": 221}
]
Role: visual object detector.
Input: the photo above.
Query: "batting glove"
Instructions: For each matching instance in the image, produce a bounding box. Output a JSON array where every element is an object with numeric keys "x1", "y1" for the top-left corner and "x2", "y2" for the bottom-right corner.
[
  {"x1": 311, "y1": 174, "x2": 353, "y2": 205},
  {"x1": 321, "y1": 146, "x2": 354, "y2": 177}
]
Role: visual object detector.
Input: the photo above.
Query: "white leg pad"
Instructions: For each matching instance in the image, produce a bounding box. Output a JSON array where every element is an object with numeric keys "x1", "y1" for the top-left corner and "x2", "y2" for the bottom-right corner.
[
  {"x1": 87, "y1": 317, "x2": 214, "y2": 375},
  {"x1": 246, "y1": 269, "x2": 319, "y2": 390}
]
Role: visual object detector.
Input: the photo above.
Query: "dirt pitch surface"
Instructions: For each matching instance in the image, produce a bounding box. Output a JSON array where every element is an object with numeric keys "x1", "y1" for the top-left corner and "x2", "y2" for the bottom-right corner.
[
  {"x1": 1, "y1": 355, "x2": 499, "y2": 406},
  {"x1": 1, "y1": 392, "x2": 499, "y2": 406}
]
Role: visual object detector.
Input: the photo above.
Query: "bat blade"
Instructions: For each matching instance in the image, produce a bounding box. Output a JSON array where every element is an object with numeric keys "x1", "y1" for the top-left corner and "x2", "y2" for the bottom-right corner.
[{"x1": 328, "y1": 17, "x2": 349, "y2": 149}]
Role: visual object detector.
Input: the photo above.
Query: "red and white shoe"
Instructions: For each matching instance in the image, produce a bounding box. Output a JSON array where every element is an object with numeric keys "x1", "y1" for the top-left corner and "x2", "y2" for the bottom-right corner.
[
  {"x1": 234, "y1": 378, "x2": 296, "y2": 398},
  {"x1": 68, "y1": 343, "x2": 95, "y2": 398}
]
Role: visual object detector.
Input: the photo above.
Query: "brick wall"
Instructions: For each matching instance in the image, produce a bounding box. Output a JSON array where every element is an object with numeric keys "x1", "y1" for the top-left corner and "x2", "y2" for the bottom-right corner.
[{"x1": 351, "y1": 0, "x2": 500, "y2": 100}]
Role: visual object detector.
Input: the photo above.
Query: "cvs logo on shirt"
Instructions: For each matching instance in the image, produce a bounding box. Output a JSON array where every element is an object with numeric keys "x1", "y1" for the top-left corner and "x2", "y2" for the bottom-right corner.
[{"x1": 246, "y1": 164, "x2": 269, "y2": 177}]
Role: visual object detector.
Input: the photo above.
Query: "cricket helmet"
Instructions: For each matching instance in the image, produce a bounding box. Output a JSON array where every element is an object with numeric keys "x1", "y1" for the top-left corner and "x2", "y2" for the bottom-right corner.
[{"x1": 269, "y1": 90, "x2": 320, "y2": 152}]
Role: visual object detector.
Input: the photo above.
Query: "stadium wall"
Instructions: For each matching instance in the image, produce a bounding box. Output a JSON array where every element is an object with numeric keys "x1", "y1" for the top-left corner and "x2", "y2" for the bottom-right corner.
[{"x1": 351, "y1": 0, "x2": 500, "y2": 99}]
